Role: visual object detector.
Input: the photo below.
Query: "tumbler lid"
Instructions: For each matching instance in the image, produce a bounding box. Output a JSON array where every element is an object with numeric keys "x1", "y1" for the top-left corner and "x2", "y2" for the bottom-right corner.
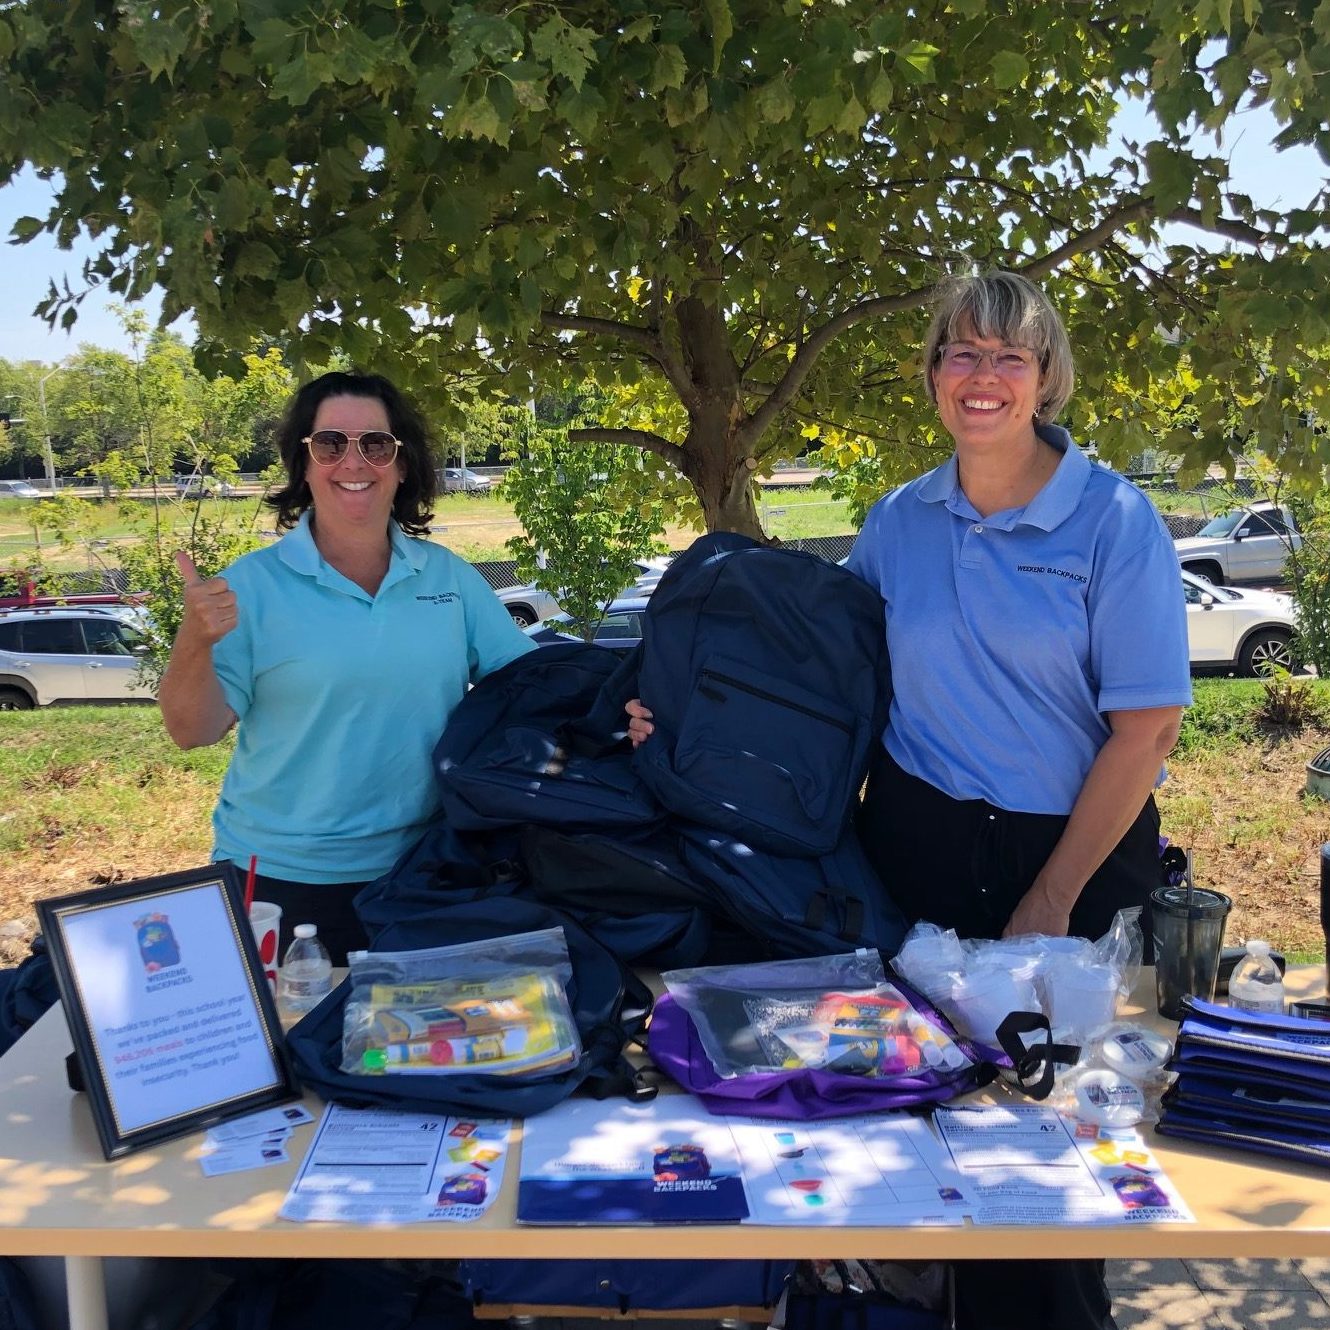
[{"x1": 1151, "y1": 884, "x2": 1232, "y2": 920}]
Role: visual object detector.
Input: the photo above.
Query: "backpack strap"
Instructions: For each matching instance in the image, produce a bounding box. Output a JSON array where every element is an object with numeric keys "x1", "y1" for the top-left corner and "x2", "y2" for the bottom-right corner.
[{"x1": 995, "y1": 1011, "x2": 1080, "y2": 1101}]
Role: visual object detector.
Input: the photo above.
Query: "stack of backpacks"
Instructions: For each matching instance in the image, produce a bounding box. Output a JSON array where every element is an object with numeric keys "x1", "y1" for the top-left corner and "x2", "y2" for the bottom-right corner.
[
  {"x1": 1156, "y1": 995, "x2": 1330, "y2": 1167},
  {"x1": 356, "y1": 530, "x2": 907, "y2": 972}
]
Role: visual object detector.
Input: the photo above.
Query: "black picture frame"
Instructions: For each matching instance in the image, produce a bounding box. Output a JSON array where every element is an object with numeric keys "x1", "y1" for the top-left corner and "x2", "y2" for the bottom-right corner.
[{"x1": 38, "y1": 864, "x2": 300, "y2": 1160}]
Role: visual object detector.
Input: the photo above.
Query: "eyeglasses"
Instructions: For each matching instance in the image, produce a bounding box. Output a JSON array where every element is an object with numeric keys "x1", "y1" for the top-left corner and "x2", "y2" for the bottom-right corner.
[
  {"x1": 303, "y1": 429, "x2": 402, "y2": 468},
  {"x1": 936, "y1": 344, "x2": 1038, "y2": 376}
]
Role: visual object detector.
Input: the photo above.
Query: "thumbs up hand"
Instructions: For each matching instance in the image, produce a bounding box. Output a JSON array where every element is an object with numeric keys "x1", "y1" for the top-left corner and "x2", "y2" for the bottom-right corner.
[{"x1": 175, "y1": 551, "x2": 238, "y2": 646}]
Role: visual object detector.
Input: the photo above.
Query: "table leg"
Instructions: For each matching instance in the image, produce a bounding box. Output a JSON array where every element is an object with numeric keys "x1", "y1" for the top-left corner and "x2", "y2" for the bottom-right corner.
[{"x1": 64, "y1": 1255, "x2": 110, "y2": 1330}]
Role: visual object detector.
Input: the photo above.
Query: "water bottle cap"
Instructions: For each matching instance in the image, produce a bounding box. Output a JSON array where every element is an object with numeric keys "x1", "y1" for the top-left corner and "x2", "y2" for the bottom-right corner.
[
  {"x1": 1246, "y1": 938, "x2": 1271, "y2": 955},
  {"x1": 294, "y1": 923, "x2": 317, "y2": 939}
]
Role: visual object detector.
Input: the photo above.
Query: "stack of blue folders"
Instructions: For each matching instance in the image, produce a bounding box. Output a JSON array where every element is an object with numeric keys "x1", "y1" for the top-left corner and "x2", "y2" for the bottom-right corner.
[{"x1": 1155, "y1": 995, "x2": 1330, "y2": 1168}]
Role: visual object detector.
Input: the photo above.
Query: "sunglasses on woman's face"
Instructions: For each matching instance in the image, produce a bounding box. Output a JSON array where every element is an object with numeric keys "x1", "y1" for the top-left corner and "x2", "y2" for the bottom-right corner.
[{"x1": 303, "y1": 429, "x2": 402, "y2": 467}]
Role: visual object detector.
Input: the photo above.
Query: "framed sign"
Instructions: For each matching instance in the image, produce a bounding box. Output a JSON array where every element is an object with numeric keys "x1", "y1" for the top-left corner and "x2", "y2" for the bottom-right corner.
[{"x1": 38, "y1": 864, "x2": 300, "y2": 1159}]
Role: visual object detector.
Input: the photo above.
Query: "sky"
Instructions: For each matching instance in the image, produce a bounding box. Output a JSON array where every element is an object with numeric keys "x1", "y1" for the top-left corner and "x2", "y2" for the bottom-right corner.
[{"x1": 0, "y1": 100, "x2": 1324, "y2": 366}]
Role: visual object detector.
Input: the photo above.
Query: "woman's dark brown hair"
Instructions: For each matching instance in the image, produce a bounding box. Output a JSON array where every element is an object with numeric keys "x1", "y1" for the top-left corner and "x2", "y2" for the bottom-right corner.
[{"x1": 267, "y1": 371, "x2": 437, "y2": 535}]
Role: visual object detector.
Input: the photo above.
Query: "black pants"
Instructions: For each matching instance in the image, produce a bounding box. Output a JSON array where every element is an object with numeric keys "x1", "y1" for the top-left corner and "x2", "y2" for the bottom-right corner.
[
  {"x1": 858, "y1": 751, "x2": 1152, "y2": 1330},
  {"x1": 858, "y1": 750, "x2": 1160, "y2": 963},
  {"x1": 228, "y1": 866, "x2": 371, "y2": 967}
]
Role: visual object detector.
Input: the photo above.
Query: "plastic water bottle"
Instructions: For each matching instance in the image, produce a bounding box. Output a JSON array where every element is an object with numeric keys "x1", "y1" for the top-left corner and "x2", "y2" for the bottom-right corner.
[
  {"x1": 1228, "y1": 939, "x2": 1285, "y2": 1014},
  {"x1": 279, "y1": 923, "x2": 332, "y2": 1016}
]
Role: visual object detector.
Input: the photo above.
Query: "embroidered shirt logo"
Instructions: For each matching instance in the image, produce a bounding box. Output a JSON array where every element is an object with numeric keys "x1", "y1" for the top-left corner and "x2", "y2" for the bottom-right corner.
[
  {"x1": 1016, "y1": 564, "x2": 1088, "y2": 585},
  {"x1": 416, "y1": 592, "x2": 460, "y2": 604}
]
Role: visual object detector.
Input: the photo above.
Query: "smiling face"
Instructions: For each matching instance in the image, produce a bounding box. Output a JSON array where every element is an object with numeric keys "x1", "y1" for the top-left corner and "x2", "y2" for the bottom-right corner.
[
  {"x1": 305, "y1": 393, "x2": 403, "y2": 540},
  {"x1": 930, "y1": 327, "x2": 1045, "y2": 458}
]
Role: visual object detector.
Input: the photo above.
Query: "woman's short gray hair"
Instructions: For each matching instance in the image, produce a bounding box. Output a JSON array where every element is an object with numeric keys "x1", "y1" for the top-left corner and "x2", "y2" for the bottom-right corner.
[{"x1": 923, "y1": 271, "x2": 1075, "y2": 422}]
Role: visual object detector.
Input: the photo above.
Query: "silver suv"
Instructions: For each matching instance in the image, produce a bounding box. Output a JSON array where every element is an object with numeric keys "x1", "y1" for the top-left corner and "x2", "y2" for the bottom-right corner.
[{"x1": 0, "y1": 607, "x2": 155, "y2": 709}]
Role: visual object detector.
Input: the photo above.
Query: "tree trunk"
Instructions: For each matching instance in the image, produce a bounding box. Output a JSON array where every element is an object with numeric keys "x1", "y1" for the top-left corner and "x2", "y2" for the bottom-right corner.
[{"x1": 680, "y1": 414, "x2": 767, "y2": 541}]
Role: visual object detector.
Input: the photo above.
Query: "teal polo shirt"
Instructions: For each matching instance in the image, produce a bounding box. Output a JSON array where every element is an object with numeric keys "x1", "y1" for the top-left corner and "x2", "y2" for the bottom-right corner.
[
  {"x1": 847, "y1": 425, "x2": 1192, "y2": 815},
  {"x1": 210, "y1": 513, "x2": 535, "y2": 882}
]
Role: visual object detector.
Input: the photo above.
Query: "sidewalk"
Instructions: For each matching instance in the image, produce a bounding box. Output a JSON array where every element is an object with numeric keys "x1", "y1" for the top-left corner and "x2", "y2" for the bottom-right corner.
[{"x1": 1108, "y1": 1259, "x2": 1330, "y2": 1329}]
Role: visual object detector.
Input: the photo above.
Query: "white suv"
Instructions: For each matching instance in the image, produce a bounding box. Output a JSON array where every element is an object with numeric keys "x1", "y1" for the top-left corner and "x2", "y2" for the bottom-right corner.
[{"x1": 0, "y1": 607, "x2": 156, "y2": 709}]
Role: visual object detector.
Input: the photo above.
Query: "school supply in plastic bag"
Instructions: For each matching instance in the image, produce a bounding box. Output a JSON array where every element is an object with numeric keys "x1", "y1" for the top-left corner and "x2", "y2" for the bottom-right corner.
[
  {"x1": 661, "y1": 951, "x2": 971, "y2": 1080},
  {"x1": 286, "y1": 899, "x2": 653, "y2": 1118},
  {"x1": 649, "y1": 952, "x2": 1038, "y2": 1119},
  {"x1": 340, "y1": 928, "x2": 581, "y2": 1078}
]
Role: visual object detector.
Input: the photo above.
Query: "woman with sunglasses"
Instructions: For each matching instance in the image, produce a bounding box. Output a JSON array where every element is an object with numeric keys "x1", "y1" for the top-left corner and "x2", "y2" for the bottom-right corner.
[{"x1": 159, "y1": 371, "x2": 533, "y2": 963}]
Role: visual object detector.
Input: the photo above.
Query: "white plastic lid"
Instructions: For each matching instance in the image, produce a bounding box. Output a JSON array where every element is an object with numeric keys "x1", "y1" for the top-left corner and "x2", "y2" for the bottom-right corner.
[
  {"x1": 1246, "y1": 939, "x2": 1271, "y2": 955},
  {"x1": 293, "y1": 923, "x2": 318, "y2": 939},
  {"x1": 1072, "y1": 1068, "x2": 1146, "y2": 1127},
  {"x1": 1099, "y1": 1023, "x2": 1172, "y2": 1077}
]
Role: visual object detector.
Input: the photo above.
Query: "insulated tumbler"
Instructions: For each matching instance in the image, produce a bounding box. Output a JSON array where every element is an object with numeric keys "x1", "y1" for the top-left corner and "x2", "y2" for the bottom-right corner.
[{"x1": 1150, "y1": 884, "x2": 1232, "y2": 1021}]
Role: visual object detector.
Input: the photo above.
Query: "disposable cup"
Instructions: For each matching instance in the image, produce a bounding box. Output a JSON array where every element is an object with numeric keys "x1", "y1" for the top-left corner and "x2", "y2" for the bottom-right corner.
[
  {"x1": 248, "y1": 900, "x2": 283, "y2": 992},
  {"x1": 951, "y1": 964, "x2": 1039, "y2": 1047},
  {"x1": 1045, "y1": 961, "x2": 1119, "y2": 1036}
]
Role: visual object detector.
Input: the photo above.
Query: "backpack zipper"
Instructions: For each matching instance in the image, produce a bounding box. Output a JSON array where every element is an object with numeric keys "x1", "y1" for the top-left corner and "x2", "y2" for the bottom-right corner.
[{"x1": 699, "y1": 667, "x2": 854, "y2": 734}]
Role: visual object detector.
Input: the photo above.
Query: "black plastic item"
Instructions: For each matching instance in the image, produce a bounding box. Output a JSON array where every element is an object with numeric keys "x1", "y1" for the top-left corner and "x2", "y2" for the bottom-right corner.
[
  {"x1": 1289, "y1": 1000, "x2": 1330, "y2": 1023},
  {"x1": 1214, "y1": 945, "x2": 1287, "y2": 997}
]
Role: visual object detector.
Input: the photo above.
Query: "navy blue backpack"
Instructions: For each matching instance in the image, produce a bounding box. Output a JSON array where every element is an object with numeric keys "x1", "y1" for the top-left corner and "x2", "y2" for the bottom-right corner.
[
  {"x1": 286, "y1": 899, "x2": 654, "y2": 1117},
  {"x1": 433, "y1": 642, "x2": 660, "y2": 832},
  {"x1": 678, "y1": 823, "x2": 909, "y2": 959},
  {"x1": 630, "y1": 533, "x2": 890, "y2": 857}
]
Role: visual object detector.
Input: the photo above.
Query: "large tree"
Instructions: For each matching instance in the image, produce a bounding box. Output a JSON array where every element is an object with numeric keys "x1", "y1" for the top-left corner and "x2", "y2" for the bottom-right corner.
[{"x1": 2, "y1": 1, "x2": 1328, "y2": 537}]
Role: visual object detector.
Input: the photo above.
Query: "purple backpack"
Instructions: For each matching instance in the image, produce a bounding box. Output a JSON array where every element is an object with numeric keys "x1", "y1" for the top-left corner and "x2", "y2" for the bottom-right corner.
[{"x1": 648, "y1": 973, "x2": 1060, "y2": 1120}]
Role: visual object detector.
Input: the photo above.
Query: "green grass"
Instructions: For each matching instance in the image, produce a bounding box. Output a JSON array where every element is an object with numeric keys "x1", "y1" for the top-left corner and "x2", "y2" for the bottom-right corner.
[
  {"x1": 1175, "y1": 677, "x2": 1330, "y2": 755},
  {"x1": 0, "y1": 708, "x2": 232, "y2": 855}
]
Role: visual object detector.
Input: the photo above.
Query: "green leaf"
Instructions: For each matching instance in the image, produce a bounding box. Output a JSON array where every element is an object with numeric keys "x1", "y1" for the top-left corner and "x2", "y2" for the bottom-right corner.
[
  {"x1": 448, "y1": 93, "x2": 502, "y2": 142},
  {"x1": 866, "y1": 67, "x2": 894, "y2": 112},
  {"x1": 0, "y1": 18, "x2": 15, "y2": 62},
  {"x1": 621, "y1": 16, "x2": 656, "y2": 42},
  {"x1": 557, "y1": 85, "x2": 607, "y2": 139},
  {"x1": 234, "y1": 241, "x2": 279, "y2": 278},
  {"x1": 836, "y1": 93, "x2": 867, "y2": 135},
  {"x1": 9, "y1": 216, "x2": 45, "y2": 243},
  {"x1": 755, "y1": 77, "x2": 796, "y2": 123},
  {"x1": 213, "y1": 178, "x2": 251, "y2": 229},
  {"x1": 702, "y1": 0, "x2": 734, "y2": 73},
  {"x1": 532, "y1": 16, "x2": 598, "y2": 90},
  {"x1": 990, "y1": 51, "x2": 1029, "y2": 90},
  {"x1": 650, "y1": 44, "x2": 688, "y2": 91},
  {"x1": 271, "y1": 52, "x2": 335, "y2": 106},
  {"x1": 805, "y1": 92, "x2": 843, "y2": 135}
]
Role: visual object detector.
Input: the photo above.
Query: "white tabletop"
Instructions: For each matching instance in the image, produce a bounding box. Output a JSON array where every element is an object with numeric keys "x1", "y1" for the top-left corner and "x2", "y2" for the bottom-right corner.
[{"x1": 2, "y1": 967, "x2": 1329, "y2": 1260}]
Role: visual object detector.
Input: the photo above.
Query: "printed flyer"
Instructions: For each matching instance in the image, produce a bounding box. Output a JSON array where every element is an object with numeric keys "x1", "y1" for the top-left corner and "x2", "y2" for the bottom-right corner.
[
  {"x1": 518, "y1": 1098, "x2": 750, "y2": 1224},
  {"x1": 730, "y1": 1114, "x2": 975, "y2": 1225},
  {"x1": 279, "y1": 1105, "x2": 510, "y2": 1224},
  {"x1": 935, "y1": 1106, "x2": 1193, "y2": 1226}
]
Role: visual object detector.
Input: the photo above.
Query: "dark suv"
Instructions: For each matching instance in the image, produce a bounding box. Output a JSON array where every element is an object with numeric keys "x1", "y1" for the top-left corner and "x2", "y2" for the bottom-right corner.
[{"x1": 0, "y1": 608, "x2": 155, "y2": 709}]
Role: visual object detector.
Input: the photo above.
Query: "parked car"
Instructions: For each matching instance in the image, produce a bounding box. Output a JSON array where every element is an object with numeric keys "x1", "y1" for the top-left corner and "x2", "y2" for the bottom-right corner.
[
  {"x1": 439, "y1": 466, "x2": 494, "y2": 494},
  {"x1": 0, "y1": 606, "x2": 156, "y2": 709},
  {"x1": 497, "y1": 558, "x2": 673, "y2": 628},
  {"x1": 1173, "y1": 502, "x2": 1302, "y2": 586},
  {"x1": 1183, "y1": 569, "x2": 1298, "y2": 675},
  {"x1": 0, "y1": 479, "x2": 50, "y2": 499},
  {"x1": 524, "y1": 596, "x2": 652, "y2": 654},
  {"x1": 174, "y1": 475, "x2": 237, "y2": 498}
]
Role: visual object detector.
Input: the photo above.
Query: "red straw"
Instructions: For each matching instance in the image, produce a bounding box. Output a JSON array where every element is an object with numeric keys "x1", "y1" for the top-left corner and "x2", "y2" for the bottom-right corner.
[{"x1": 244, "y1": 854, "x2": 258, "y2": 913}]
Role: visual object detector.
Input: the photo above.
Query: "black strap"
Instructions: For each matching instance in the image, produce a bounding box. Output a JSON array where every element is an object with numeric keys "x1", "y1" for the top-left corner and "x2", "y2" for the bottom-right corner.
[{"x1": 995, "y1": 1010, "x2": 1080, "y2": 1101}]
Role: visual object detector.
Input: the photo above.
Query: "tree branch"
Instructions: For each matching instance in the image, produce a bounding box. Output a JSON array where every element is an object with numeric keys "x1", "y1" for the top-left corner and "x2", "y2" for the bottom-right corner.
[
  {"x1": 567, "y1": 426, "x2": 683, "y2": 468},
  {"x1": 540, "y1": 310, "x2": 695, "y2": 403}
]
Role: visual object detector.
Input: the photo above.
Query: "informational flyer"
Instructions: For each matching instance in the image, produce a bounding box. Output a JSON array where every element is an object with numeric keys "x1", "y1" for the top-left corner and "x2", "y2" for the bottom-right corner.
[
  {"x1": 57, "y1": 881, "x2": 282, "y2": 1135},
  {"x1": 517, "y1": 1097, "x2": 750, "y2": 1224},
  {"x1": 935, "y1": 1106, "x2": 1192, "y2": 1226},
  {"x1": 730, "y1": 1114, "x2": 975, "y2": 1226},
  {"x1": 279, "y1": 1105, "x2": 510, "y2": 1224}
]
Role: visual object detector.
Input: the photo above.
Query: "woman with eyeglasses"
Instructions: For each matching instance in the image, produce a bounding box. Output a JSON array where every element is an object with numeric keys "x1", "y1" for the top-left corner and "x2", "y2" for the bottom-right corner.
[
  {"x1": 159, "y1": 371, "x2": 533, "y2": 963},
  {"x1": 849, "y1": 272, "x2": 1190, "y2": 1330}
]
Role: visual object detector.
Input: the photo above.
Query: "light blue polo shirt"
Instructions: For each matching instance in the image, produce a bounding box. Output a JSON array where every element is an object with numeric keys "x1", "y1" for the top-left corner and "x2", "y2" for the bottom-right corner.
[
  {"x1": 210, "y1": 512, "x2": 535, "y2": 882},
  {"x1": 847, "y1": 425, "x2": 1191, "y2": 815}
]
